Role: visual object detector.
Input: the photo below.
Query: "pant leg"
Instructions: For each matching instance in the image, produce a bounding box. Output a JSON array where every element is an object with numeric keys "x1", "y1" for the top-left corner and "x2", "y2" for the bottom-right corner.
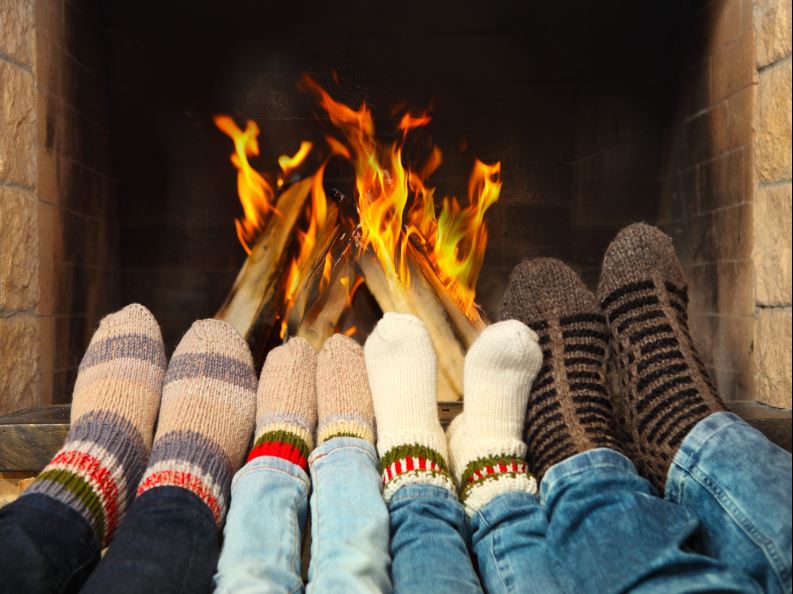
[
  {"x1": 666, "y1": 412, "x2": 793, "y2": 594},
  {"x1": 541, "y1": 448, "x2": 762, "y2": 594},
  {"x1": 388, "y1": 484, "x2": 483, "y2": 594},
  {"x1": 81, "y1": 486, "x2": 220, "y2": 594},
  {"x1": 470, "y1": 491, "x2": 580, "y2": 594},
  {"x1": 306, "y1": 437, "x2": 391, "y2": 594},
  {"x1": 213, "y1": 456, "x2": 309, "y2": 594},
  {"x1": 0, "y1": 493, "x2": 100, "y2": 594}
]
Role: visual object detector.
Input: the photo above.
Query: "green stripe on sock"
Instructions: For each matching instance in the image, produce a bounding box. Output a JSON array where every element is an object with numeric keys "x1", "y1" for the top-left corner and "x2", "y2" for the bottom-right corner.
[
  {"x1": 460, "y1": 455, "x2": 527, "y2": 486},
  {"x1": 36, "y1": 468, "x2": 106, "y2": 538},
  {"x1": 253, "y1": 430, "x2": 310, "y2": 459},
  {"x1": 380, "y1": 444, "x2": 450, "y2": 475}
]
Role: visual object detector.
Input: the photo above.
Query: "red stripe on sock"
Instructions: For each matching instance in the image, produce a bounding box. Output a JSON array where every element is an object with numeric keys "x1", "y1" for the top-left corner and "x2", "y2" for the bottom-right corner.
[
  {"x1": 137, "y1": 470, "x2": 221, "y2": 523},
  {"x1": 247, "y1": 441, "x2": 308, "y2": 471}
]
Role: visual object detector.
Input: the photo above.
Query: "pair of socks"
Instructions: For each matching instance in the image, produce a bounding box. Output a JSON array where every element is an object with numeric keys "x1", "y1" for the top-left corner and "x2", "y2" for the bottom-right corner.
[
  {"x1": 246, "y1": 334, "x2": 375, "y2": 473},
  {"x1": 501, "y1": 223, "x2": 725, "y2": 491},
  {"x1": 25, "y1": 305, "x2": 257, "y2": 545},
  {"x1": 364, "y1": 313, "x2": 543, "y2": 515}
]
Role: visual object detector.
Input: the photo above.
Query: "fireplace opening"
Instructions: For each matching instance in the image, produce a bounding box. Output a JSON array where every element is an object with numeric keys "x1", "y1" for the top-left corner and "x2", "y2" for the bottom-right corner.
[{"x1": 1, "y1": 0, "x2": 790, "y2": 421}]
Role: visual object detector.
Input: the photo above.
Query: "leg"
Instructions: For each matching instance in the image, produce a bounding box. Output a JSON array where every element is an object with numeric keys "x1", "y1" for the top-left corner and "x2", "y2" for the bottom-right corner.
[
  {"x1": 214, "y1": 336, "x2": 317, "y2": 593},
  {"x1": 82, "y1": 319, "x2": 257, "y2": 594},
  {"x1": 666, "y1": 413, "x2": 792, "y2": 594},
  {"x1": 0, "y1": 304, "x2": 165, "y2": 594},
  {"x1": 365, "y1": 314, "x2": 483, "y2": 594},
  {"x1": 599, "y1": 224, "x2": 792, "y2": 593},
  {"x1": 503, "y1": 258, "x2": 762, "y2": 594},
  {"x1": 307, "y1": 335, "x2": 391, "y2": 593},
  {"x1": 449, "y1": 320, "x2": 579, "y2": 594}
]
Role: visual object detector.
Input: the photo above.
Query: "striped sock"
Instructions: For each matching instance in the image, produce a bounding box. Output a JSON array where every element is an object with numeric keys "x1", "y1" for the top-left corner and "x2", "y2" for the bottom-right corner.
[
  {"x1": 247, "y1": 337, "x2": 317, "y2": 472},
  {"x1": 137, "y1": 319, "x2": 256, "y2": 525},
  {"x1": 24, "y1": 304, "x2": 166, "y2": 545},
  {"x1": 316, "y1": 334, "x2": 375, "y2": 445},
  {"x1": 598, "y1": 223, "x2": 725, "y2": 491},
  {"x1": 448, "y1": 320, "x2": 542, "y2": 516},
  {"x1": 364, "y1": 313, "x2": 456, "y2": 501},
  {"x1": 501, "y1": 258, "x2": 623, "y2": 479}
]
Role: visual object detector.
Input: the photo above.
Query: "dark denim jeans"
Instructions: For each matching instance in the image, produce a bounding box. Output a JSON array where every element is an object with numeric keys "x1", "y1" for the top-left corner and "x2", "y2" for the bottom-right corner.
[{"x1": 0, "y1": 486, "x2": 218, "y2": 594}]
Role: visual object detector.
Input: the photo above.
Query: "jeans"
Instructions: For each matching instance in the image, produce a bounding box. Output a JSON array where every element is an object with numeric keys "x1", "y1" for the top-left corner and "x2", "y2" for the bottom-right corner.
[
  {"x1": 667, "y1": 412, "x2": 793, "y2": 594},
  {"x1": 214, "y1": 436, "x2": 391, "y2": 593},
  {"x1": 0, "y1": 486, "x2": 219, "y2": 594}
]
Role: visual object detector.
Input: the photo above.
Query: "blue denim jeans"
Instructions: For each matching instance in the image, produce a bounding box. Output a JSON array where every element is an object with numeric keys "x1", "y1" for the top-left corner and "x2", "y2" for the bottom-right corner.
[
  {"x1": 214, "y1": 436, "x2": 391, "y2": 593},
  {"x1": 0, "y1": 486, "x2": 219, "y2": 594},
  {"x1": 666, "y1": 412, "x2": 792, "y2": 594}
]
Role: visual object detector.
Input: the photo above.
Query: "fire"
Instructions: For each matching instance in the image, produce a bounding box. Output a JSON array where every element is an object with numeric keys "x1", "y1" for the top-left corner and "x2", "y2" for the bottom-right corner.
[{"x1": 214, "y1": 77, "x2": 501, "y2": 332}]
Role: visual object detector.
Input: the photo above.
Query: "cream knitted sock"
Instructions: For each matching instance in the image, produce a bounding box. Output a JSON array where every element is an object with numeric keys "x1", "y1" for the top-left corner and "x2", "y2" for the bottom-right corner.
[
  {"x1": 137, "y1": 319, "x2": 257, "y2": 525},
  {"x1": 364, "y1": 313, "x2": 455, "y2": 501},
  {"x1": 248, "y1": 337, "x2": 318, "y2": 472},
  {"x1": 317, "y1": 334, "x2": 375, "y2": 445},
  {"x1": 447, "y1": 320, "x2": 542, "y2": 516},
  {"x1": 24, "y1": 304, "x2": 166, "y2": 545}
]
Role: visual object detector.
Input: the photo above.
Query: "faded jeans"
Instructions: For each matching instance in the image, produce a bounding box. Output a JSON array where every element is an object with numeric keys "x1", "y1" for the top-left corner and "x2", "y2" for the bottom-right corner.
[{"x1": 213, "y1": 436, "x2": 391, "y2": 593}]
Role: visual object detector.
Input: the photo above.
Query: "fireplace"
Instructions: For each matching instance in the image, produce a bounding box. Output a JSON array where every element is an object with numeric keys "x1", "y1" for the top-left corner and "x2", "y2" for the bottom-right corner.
[{"x1": 1, "y1": 0, "x2": 791, "y2": 417}]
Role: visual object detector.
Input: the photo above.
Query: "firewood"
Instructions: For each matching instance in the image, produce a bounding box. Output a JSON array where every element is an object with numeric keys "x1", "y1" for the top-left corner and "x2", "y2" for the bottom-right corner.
[{"x1": 296, "y1": 256, "x2": 357, "y2": 348}]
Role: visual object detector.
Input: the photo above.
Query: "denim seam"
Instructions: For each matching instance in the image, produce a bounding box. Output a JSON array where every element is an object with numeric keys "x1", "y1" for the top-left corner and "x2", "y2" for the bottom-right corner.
[
  {"x1": 490, "y1": 523, "x2": 516, "y2": 594},
  {"x1": 543, "y1": 460, "x2": 635, "y2": 495},
  {"x1": 681, "y1": 460, "x2": 790, "y2": 593},
  {"x1": 309, "y1": 444, "x2": 378, "y2": 467},
  {"x1": 232, "y1": 463, "x2": 310, "y2": 494}
]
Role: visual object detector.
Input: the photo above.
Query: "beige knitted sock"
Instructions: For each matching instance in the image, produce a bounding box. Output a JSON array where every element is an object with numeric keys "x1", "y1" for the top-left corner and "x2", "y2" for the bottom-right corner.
[
  {"x1": 25, "y1": 303, "x2": 166, "y2": 545},
  {"x1": 248, "y1": 337, "x2": 318, "y2": 472},
  {"x1": 364, "y1": 313, "x2": 455, "y2": 501},
  {"x1": 447, "y1": 320, "x2": 542, "y2": 516},
  {"x1": 316, "y1": 334, "x2": 375, "y2": 445},
  {"x1": 137, "y1": 319, "x2": 257, "y2": 525}
]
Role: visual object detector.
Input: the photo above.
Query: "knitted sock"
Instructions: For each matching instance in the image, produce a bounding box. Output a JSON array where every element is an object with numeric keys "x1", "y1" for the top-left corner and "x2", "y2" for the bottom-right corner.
[
  {"x1": 24, "y1": 304, "x2": 166, "y2": 545},
  {"x1": 598, "y1": 223, "x2": 725, "y2": 491},
  {"x1": 447, "y1": 320, "x2": 542, "y2": 516},
  {"x1": 247, "y1": 337, "x2": 317, "y2": 472},
  {"x1": 137, "y1": 319, "x2": 256, "y2": 525},
  {"x1": 316, "y1": 334, "x2": 375, "y2": 444},
  {"x1": 500, "y1": 258, "x2": 623, "y2": 479},
  {"x1": 364, "y1": 313, "x2": 456, "y2": 501}
]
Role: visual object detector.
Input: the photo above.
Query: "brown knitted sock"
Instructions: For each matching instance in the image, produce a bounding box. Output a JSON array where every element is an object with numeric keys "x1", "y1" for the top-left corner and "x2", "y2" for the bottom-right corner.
[
  {"x1": 500, "y1": 258, "x2": 622, "y2": 479},
  {"x1": 598, "y1": 223, "x2": 725, "y2": 491},
  {"x1": 316, "y1": 334, "x2": 375, "y2": 445}
]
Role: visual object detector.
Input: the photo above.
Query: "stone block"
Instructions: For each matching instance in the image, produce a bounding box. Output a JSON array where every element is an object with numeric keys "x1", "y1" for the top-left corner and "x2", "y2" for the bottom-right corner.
[
  {"x1": 754, "y1": 307, "x2": 793, "y2": 409},
  {"x1": 756, "y1": 61, "x2": 793, "y2": 183},
  {"x1": 753, "y1": 182, "x2": 792, "y2": 305},
  {"x1": 0, "y1": 61, "x2": 36, "y2": 187},
  {"x1": 753, "y1": 0, "x2": 793, "y2": 68},
  {"x1": 0, "y1": 0, "x2": 34, "y2": 66},
  {"x1": 699, "y1": 149, "x2": 748, "y2": 212},
  {"x1": 0, "y1": 187, "x2": 38, "y2": 310},
  {"x1": 712, "y1": 30, "x2": 755, "y2": 103},
  {"x1": 0, "y1": 314, "x2": 39, "y2": 416}
]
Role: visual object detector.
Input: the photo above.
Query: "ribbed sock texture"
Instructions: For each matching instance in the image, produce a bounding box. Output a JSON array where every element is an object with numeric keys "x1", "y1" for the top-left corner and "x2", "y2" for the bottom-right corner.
[
  {"x1": 501, "y1": 259, "x2": 623, "y2": 479},
  {"x1": 24, "y1": 304, "x2": 166, "y2": 545},
  {"x1": 137, "y1": 319, "x2": 256, "y2": 525},
  {"x1": 598, "y1": 223, "x2": 725, "y2": 491},
  {"x1": 448, "y1": 320, "x2": 542, "y2": 516},
  {"x1": 364, "y1": 313, "x2": 455, "y2": 501},
  {"x1": 317, "y1": 334, "x2": 375, "y2": 445},
  {"x1": 248, "y1": 337, "x2": 317, "y2": 472}
]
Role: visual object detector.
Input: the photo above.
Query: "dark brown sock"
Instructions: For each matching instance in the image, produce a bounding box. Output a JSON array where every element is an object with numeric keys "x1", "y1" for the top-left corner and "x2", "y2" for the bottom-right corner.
[
  {"x1": 598, "y1": 223, "x2": 725, "y2": 491},
  {"x1": 500, "y1": 258, "x2": 622, "y2": 479}
]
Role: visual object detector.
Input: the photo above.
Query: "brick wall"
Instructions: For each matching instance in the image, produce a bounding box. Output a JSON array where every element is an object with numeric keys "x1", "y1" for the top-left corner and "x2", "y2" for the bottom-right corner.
[
  {"x1": 0, "y1": 0, "x2": 39, "y2": 416},
  {"x1": 752, "y1": 0, "x2": 792, "y2": 408},
  {"x1": 35, "y1": 0, "x2": 120, "y2": 405}
]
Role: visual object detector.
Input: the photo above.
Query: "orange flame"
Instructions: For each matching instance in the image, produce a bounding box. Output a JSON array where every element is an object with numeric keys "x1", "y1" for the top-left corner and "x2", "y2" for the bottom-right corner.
[{"x1": 215, "y1": 77, "x2": 501, "y2": 332}]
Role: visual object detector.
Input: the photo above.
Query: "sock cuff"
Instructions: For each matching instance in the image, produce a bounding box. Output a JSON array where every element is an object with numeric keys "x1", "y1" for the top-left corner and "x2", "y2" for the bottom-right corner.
[
  {"x1": 317, "y1": 415, "x2": 375, "y2": 444},
  {"x1": 460, "y1": 472, "x2": 537, "y2": 516},
  {"x1": 248, "y1": 427, "x2": 313, "y2": 471},
  {"x1": 380, "y1": 443, "x2": 456, "y2": 501}
]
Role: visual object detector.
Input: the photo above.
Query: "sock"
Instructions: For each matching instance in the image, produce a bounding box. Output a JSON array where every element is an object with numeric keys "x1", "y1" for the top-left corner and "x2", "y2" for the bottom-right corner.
[
  {"x1": 24, "y1": 304, "x2": 166, "y2": 545},
  {"x1": 137, "y1": 319, "x2": 256, "y2": 525},
  {"x1": 316, "y1": 334, "x2": 375, "y2": 444},
  {"x1": 500, "y1": 258, "x2": 623, "y2": 479},
  {"x1": 447, "y1": 320, "x2": 542, "y2": 516},
  {"x1": 364, "y1": 313, "x2": 456, "y2": 501},
  {"x1": 247, "y1": 337, "x2": 317, "y2": 472},
  {"x1": 598, "y1": 223, "x2": 725, "y2": 491}
]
